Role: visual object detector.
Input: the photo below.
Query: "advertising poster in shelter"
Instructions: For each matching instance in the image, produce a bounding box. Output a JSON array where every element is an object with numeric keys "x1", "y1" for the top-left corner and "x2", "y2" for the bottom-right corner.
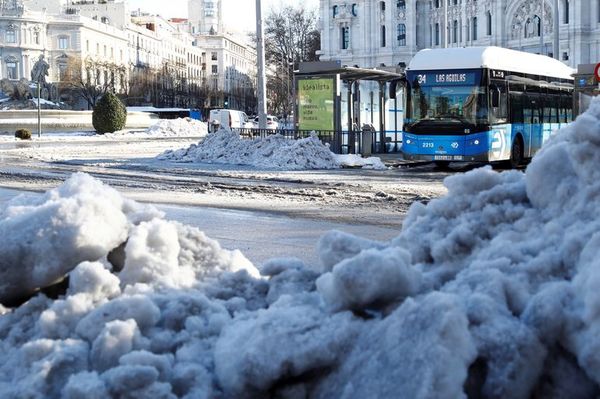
[{"x1": 298, "y1": 76, "x2": 335, "y2": 131}]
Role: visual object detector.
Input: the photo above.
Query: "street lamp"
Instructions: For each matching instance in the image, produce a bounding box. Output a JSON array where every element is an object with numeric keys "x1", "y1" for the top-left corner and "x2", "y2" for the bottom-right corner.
[{"x1": 255, "y1": 0, "x2": 267, "y2": 131}]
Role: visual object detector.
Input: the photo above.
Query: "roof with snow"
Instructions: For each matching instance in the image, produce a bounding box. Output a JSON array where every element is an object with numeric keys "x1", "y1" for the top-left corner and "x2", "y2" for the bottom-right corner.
[{"x1": 407, "y1": 46, "x2": 575, "y2": 80}]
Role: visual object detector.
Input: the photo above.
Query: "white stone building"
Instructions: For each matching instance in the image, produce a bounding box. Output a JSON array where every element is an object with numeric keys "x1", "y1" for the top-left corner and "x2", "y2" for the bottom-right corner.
[
  {"x1": 1, "y1": 0, "x2": 129, "y2": 98},
  {"x1": 317, "y1": 0, "x2": 598, "y2": 139},
  {"x1": 193, "y1": 32, "x2": 257, "y2": 112},
  {"x1": 1, "y1": 0, "x2": 257, "y2": 112},
  {"x1": 188, "y1": 0, "x2": 222, "y2": 35},
  {"x1": 318, "y1": 0, "x2": 599, "y2": 69}
]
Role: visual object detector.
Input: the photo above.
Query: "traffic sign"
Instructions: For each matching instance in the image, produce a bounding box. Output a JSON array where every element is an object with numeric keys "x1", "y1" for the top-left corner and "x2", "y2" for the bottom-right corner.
[{"x1": 595, "y1": 63, "x2": 600, "y2": 81}]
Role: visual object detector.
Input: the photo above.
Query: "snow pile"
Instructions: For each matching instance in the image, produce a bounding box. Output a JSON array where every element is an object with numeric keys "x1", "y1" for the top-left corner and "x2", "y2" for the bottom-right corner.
[
  {"x1": 335, "y1": 153, "x2": 387, "y2": 170},
  {"x1": 3, "y1": 99, "x2": 600, "y2": 397},
  {"x1": 144, "y1": 118, "x2": 208, "y2": 137},
  {"x1": 158, "y1": 129, "x2": 384, "y2": 170}
]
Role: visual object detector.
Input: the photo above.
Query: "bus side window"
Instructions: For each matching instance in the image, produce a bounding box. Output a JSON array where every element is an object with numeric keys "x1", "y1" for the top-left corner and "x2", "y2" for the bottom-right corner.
[
  {"x1": 527, "y1": 87, "x2": 541, "y2": 124},
  {"x1": 564, "y1": 94, "x2": 573, "y2": 122},
  {"x1": 546, "y1": 89, "x2": 559, "y2": 123},
  {"x1": 510, "y1": 91, "x2": 524, "y2": 124},
  {"x1": 559, "y1": 93, "x2": 568, "y2": 123}
]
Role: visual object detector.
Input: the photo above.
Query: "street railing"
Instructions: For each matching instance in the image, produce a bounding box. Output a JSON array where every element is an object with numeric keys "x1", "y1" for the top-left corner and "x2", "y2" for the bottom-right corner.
[{"x1": 234, "y1": 128, "x2": 402, "y2": 155}]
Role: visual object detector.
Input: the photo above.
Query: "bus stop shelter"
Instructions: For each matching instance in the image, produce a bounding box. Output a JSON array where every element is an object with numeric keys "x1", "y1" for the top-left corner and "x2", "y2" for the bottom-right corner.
[{"x1": 294, "y1": 61, "x2": 405, "y2": 154}]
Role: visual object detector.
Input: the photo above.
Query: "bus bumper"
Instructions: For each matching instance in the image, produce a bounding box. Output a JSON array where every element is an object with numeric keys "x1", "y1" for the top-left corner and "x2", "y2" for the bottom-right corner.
[{"x1": 402, "y1": 153, "x2": 491, "y2": 163}]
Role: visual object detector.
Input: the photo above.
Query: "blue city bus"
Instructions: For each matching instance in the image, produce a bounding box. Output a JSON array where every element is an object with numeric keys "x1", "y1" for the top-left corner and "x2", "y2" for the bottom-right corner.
[{"x1": 402, "y1": 47, "x2": 574, "y2": 168}]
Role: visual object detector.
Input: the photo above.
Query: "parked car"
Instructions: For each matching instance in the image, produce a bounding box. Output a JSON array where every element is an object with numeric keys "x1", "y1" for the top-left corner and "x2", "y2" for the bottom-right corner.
[
  {"x1": 252, "y1": 115, "x2": 279, "y2": 130},
  {"x1": 209, "y1": 109, "x2": 253, "y2": 132}
]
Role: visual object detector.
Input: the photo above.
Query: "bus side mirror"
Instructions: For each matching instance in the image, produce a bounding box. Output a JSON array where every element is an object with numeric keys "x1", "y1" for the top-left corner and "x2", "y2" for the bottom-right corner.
[
  {"x1": 491, "y1": 87, "x2": 500, "y2": 108},
  {"x1": 389, "y1": 77, "x2": 406, "y2": 99}
]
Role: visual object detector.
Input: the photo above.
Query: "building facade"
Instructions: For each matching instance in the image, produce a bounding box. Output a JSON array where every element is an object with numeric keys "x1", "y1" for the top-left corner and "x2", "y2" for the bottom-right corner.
[
  {"x1": 188, "y1": 0, "x2": 223, "y2": 35},
  {"x1": 1, "y1": 0, "x2": 257, "y2": 113},
  {"x1": 318, "y1": 0, "x2": 600, "y2": 69},
  {"x1": 193, "y1": 32, "x2": 257, "y2": 113}
]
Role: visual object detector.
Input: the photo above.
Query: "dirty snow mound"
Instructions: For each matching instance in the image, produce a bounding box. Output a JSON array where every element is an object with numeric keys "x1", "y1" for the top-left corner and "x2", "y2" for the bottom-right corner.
[{"x1": 159, "y1": 129, "x2": 383, "y2": 170}]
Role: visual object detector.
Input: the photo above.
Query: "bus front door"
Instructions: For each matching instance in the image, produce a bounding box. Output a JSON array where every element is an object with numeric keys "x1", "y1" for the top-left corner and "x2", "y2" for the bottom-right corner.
[{"x1": 522, "y1": 97, "x2": 542, "y2": 158}]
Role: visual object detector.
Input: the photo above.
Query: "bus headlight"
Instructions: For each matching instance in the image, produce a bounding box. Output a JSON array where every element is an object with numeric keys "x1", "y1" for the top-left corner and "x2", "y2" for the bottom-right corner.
[
  {"x1": 474, "y1": 139, "x2": 480, "y2": 145},
  {"x1": 406, "y1": 139, "x2": 412, "y2": 144}
]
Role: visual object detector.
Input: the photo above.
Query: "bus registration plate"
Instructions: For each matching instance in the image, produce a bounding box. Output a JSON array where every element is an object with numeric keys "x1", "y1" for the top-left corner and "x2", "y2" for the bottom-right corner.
[{"x1": 434, "y1": 155, "x2": 453, "y2": 161}]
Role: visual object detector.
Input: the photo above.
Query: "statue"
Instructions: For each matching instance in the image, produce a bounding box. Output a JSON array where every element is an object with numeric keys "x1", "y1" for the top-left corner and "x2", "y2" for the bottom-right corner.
[
  {"x1": 31, "y1": 54, "x2": 49, "y2": 84},
  {"x1": 0, "y1": 77, "x2": 32, "y2": 100}
]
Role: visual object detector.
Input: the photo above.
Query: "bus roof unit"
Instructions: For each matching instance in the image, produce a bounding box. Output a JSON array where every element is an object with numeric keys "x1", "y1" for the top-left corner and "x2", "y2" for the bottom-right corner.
[{"x1": 407, "y1": 46, "x2": 574, "y2": 81}]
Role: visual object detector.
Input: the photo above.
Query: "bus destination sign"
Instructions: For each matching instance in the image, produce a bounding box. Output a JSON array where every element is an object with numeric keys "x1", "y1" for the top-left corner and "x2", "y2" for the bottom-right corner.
[{"x1": 409, "y1": 70, "x2": 480, "y2": 87}]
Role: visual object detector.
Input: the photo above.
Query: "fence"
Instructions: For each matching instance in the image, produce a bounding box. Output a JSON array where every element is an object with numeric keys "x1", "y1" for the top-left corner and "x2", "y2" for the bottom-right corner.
[{"x1": 235, "y1": 128, "x2": 402, "y2": 155}]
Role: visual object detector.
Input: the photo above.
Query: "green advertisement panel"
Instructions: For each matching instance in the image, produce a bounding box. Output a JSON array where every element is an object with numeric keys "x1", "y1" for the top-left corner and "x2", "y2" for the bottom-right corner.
[{"x1": 298, "y1": 77, "x2": 335, "y2": 131}]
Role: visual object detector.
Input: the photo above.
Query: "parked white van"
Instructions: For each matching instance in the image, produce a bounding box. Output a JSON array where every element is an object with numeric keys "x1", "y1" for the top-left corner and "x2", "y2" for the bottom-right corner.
[{"x1": 209, "y1": 109, "x2": 252, "y2": 132}]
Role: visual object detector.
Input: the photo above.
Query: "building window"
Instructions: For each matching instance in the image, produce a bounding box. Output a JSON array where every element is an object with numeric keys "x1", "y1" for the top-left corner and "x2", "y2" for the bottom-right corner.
[
  {"x1": 341, "y1": 26, "x2": 350, "y2": 49},
  {"x1": 429, "y1": 24, "x2": 433, "y2": 46},
  {"x1": 212, "y1": 65, "x2": 218, "y2": 74},
  {"x1": 397, "y1": 0, "x2": 405, "y2": 10},
  {"x1": 472, "y1": 17, "x2": 478, "y2": 40},
  {"x1": 435, "y1": 0, "x2": 440, "y2": 8},
  {"x1": 33, "y1": 30, "x2": 40, "y2": 45},
  {"x1": 58, "y1": 63, "x2": 67, "y2": 80},
  {"x1": 101, "y1": 16, "x2": 109, "y2": 24},
  {"x1": 535, "y1": 15, "x2": 541, "y2": 36},
  {"x1": 59, "y1": 36, "x2": 69, "y2": 49},
  {"x1": 486, "y1": 11, "x2": 492, "y2": 35},
  {"x1": 333, "y1": 5, "x2": 338, "y2": 17},
  {"x1": 453, "y1": 20, "x2": 458, "y2": 43},
  {"x1": 381, "y1": 25, "x2": 386, "y2": 47},
  {"x1": 562, "y1": 52, "x2": 569, "y2": 60},
  {"x1": 211, "y1": 52, "x2": 217, "y2": 60},
  {"x1": 5, "y1": 28, "x2": 16, "y2": 43},
  {"x1": 380, "y1": 1, "x2": 386, "y2": 12},
  {"x1": 397, "y1": 23, "x2": 406, "y2": 46},
  {"x1": 6, "y1": 61, "x2": 18, "y2": 79},
  {"x1": 563, "y1": 0, "x2": 569, "y2": 24},
  {"x1": 352, "y1": 3, "x2": 358, "y2": 16},
  {"x1": 435, "y1": 23, "x2": 440, "y2": 45}
]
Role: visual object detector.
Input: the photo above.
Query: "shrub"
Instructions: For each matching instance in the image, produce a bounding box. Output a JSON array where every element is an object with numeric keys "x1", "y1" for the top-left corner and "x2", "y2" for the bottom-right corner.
[
  {"x1": 92, "y1": 92, "x2": 127, "y2": 134},
  {"x1": 15, "y1": 128, "x2": 32, "y2": 140}
]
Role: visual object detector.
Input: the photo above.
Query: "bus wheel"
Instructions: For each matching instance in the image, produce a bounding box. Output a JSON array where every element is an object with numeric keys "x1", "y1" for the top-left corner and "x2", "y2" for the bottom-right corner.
[
  {"x1": 434, "y1": 161, "x2": 450, "y2": 169},
  {"x1": 510, "y1": 137, "x2": 524, "y2": 169}
]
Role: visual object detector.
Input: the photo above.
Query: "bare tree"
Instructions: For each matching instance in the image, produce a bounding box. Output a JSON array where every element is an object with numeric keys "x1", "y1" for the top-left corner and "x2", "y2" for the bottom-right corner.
[
  {"x1": 258, "y1": 4, "x2": 320, "y2": 117},
  {"x1": 59, "y1": 57, "x2": 126, "y2": 109}
]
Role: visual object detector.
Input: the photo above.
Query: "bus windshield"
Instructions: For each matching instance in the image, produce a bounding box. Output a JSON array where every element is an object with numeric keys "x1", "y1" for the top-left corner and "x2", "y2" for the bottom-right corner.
[{"x1": 406, "y1": 70, "x2": 488, "y2": 127}]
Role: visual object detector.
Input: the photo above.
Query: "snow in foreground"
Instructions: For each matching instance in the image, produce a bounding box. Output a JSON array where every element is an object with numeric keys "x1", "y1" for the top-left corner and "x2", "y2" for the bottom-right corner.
[
  {"x1": 158, "y1": 129, "x2": 386, "y2": 170},
  {"x1": 2, "y1": 99, "x2": 600, "y2": 398}
]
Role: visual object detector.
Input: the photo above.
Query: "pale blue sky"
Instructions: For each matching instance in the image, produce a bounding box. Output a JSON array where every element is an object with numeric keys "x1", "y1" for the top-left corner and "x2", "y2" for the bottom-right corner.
[{"x1": 128, "y1": 0, "x2": 319, "y2": 32}]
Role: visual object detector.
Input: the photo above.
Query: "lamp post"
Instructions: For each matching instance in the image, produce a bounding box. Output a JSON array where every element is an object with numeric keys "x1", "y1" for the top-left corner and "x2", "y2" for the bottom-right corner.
[
  {"x1": 37, "y1": 81, "x2": 41, "y2": 138},
  {"x1": 256, "y1": 0, "x2": 267, "y2": 131},
  {"x1": 553, "y1": 0, "x2": 559, "y2": 59}
]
